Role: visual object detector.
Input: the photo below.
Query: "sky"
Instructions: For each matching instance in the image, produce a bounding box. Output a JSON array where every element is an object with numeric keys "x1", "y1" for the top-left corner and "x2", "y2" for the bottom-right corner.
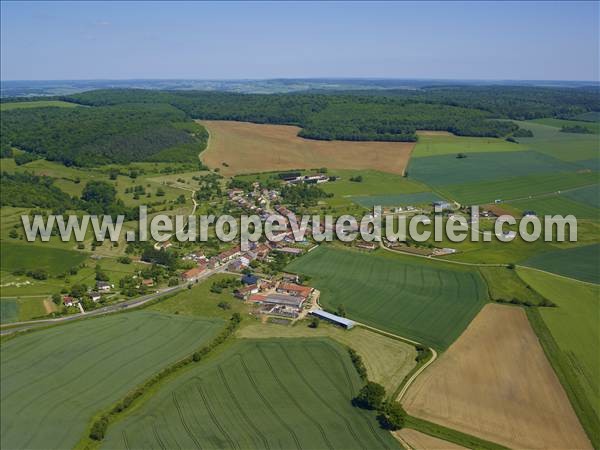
[{"x1": 1, "y1": 1, "x2": 598, "y2": 81}]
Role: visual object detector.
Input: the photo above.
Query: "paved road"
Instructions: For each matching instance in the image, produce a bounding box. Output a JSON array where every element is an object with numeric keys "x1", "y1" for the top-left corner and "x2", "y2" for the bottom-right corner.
[{"x1": 0, "y1": 266, "x2": 225, "y2": 336}]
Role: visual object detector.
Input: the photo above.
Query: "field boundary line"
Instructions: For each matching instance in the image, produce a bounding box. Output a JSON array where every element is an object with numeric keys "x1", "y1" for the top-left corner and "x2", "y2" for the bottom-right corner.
[{"x1": 515, "y1": 265, "x2": 599, "y2": 287}]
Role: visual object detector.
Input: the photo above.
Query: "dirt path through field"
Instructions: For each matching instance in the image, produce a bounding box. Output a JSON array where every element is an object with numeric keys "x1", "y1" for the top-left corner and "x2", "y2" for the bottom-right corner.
[
  {"x1": 394, "y1": 429, "x2": 467, "y2": 450},
  {"x1": 402, "y1": 303, "x2": 592, "y2": 449},
  {"x1": 199, "y1": 120, "x2": 415, "y2": 176}
]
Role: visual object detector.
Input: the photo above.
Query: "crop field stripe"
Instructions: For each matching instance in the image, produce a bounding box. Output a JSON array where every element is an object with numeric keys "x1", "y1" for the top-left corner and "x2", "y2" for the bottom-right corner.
[
  {"x1": 238, "y1": 354, "x2": 302, "y2": 450},
  {"x1": 279, "y1": 343, "x2": 367, "y2": 449},
  {"x1": 151, "y1": 424, "x2": 166, "y2": 450},
  {"x1": 1, "y1": 315, "x2": 161, "y2": 404},
  {"x1": 19, "y1": 317, "x2": 188, "y2": 449},
  {"x1": 218, "y1": 366, "x2": 271, "y2": 450},
  {"x1": 256, "y1": 344, "x2": 335, "y2": 450},
  {"x1": 195, "y1": 383, "x2": 239, "y2": 449},
  {"x1": 172, "y1": 391, "x2": 203, "y2": 449},
  {"x1": 302, "y1": 345, "x2": 354, "y2": 398}
]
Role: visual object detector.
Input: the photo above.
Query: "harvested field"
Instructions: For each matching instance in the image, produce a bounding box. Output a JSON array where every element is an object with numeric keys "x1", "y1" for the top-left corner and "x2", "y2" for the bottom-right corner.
[
  {"x1": 395, "y1": 429, "x2": 467, "y2": 450},
  {"x1": 402, "y1": 303, "x2": 591, "y2": 450},
  {"x1": 200, "y1": 120, "x2": 415, "y2": 176}
]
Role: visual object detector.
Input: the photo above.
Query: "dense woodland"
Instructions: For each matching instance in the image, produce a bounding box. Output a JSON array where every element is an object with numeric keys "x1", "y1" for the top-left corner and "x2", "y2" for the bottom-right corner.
[
  {"x1": 0, "y1": 103, "x2": 207, "y2": 166},
  {"x1": 1, "y1": 86, "x2": 598, "y2": 168},
  {"x1": 0, "y1": 172, "x2": 73, "y2": 209}
]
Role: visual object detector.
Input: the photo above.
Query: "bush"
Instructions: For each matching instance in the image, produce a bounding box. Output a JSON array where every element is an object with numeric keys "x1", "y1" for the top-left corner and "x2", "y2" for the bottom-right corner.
[
  {"x1": 308, "y1": 317, "x2": 320, "y2": 328},
  {"x1": 89, "y1": 416, "x2": 108, "y2": 441},
  {"x1": 377, "y1": 401, "x2": 406, "y2": 430}
]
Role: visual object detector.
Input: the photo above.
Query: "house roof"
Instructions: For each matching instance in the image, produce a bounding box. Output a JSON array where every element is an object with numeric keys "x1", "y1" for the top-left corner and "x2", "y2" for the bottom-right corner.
[
  {"x1": 263, "y1": 293, "x2": 305, "y2": 308},
  {"x1": 182, "y1": 267, "x2": 204, "y2": 279},
  {"x1": 242, "y1": 274, "x2": 259, "y2": 285},
  {"x1": 278, "y1": 282, "x2": 312, "y2": 298}
]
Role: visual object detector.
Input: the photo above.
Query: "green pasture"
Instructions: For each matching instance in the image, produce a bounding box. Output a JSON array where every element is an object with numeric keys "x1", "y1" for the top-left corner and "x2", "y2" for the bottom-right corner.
[
  {"x1": 351, "y1": 191, "x2": 444, "y2": 208},
  {"x1": 103, "y1": 339, "x2": 400, "y2": 450},
  {"x1": 564, "y1": 184, "x2": 600, "y2": 209},
  {"x1": 437, "y1": 172, "x2": 598, "y2": 205},
  {"x1": 530, "y1": 118, "x2": 600, "y2": 134},
  {"x1": 514, "y1": 121, "x2": 599, "y2": 162},
  {"x1": 286, "y1": 246, "x2": 488, "y2": 350},
  {"x1": 519, "y1": 269, "x2": 600, "y2": 444},
  {"x1": 413, "y1": 133, "x2": 527, "y2": 158},
  {"x1": 0, "y1": 298, "x2": 18, "y2": 324},
  {"x1": 0, "y1": 310, "x2": 223, "y2": 450},
  {"x1": 478, "y1": 267, "x2": 546, "y2": 305},
  {"x1": 409, "y1": 151, "x2": 580, "y2": 188},
  {"x1": 0, "y1": 100, "x2": 79, "y2": 111},
  {"x1": 507, "y1": 195, "x2": 599, "y2": 219},
  {"x1": 0, "y1": 241, "x2": 88, "y2": 276},
  {"x1": 522, "y1": 243, "x2": 599, "y2": 284}
]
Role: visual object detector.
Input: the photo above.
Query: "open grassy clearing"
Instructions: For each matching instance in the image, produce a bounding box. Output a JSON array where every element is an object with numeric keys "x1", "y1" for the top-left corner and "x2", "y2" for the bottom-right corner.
[
  {"x1": 103, "y1": 338, "x2": 400, "y2": 450},
  {"x1": 0, "y1": 100, "x2": 79, "y2": 111},
  {"x1": 286, "y1": 246, "x2": 487, "y2": 350},
  {"x1": 530, "y1": 118, "x2": 600, "y2": 134},
  {"x1": 522, "y1": 243, "x2": 599, "y2": 284},
  {"x1": 402, "y1": 303, "x2": 591, "y2": 450},
  {"x1": 0, "y1": 296, "x2": 54, "y2": 323},
  {"x1": 149, "y1": 273, "x2": 255, "y2": 320},
  {"x1": 237, "y1": 321, "x2": 417, "y2": 394},
  {"x1": 200, "y1": 120, "x2": 415, "y2": 176},
  {"x1": 519, "y1": 268, "x2": 600, "y2": 447},
  {"x1": 412, "y1": 132, "x2": 527, "y2": 158},
  {"x1": 479, "y1": 266, "x2": 547, "y2": 305},
  {"x1": 514, "y1": 121, "x2": 600, "y2": 162},
  {"x1": 437, "y1": 172, "x2": 598, "y2": 205},
  {"x1": 0, "y1": 310, "x2": 223, "y2": 450}
]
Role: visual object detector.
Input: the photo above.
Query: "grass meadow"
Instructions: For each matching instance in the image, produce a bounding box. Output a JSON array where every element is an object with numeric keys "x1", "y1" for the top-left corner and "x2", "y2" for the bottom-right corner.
[
  {"x1": 286, "y1": 246, "x2": 488, "y2": 350},
  {"x1": 412, "y1": 132, "x2": 527, "y2": 158},
  {"x1": 520, "y1": 269, "x2": 600, "y2": 447},
  {"x1": 0, "y1": 311, "x2": 223, "y2": 450},
  {"x1": 103, "y1": 339, "x2": 400, "y2": 450}
]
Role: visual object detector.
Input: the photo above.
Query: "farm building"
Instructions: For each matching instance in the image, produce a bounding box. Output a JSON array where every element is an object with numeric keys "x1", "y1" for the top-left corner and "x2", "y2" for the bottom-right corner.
[
  {"x1": 181, "y1": 266, "x2": 205, "y2": 281},
  {"x1": 311, "y1": 310, "x2": 355, "y2": 329},
  {"x1": 275, "y1": 247, "x2": 303, "y2": 255},
  {"x1": 234, "y1": 284, "x2": 259, "y2": 300},
  {"x1": 277, "y1": 282, "x2": 312, "y2": 298},
  {"x1": 248, "y1": 293, "x2": 306, "y2": 309},
  {"x1": 432, "y1": 201, "x2": 453, "y2": 211}
]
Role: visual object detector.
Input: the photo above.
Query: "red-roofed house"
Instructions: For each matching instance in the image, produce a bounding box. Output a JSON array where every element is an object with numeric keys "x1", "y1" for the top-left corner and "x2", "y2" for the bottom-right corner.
[
  {"x1": 181, "y1": 266, "x2": 205, "y2": 281},
  {"x1": 277, "y1": 282, "x2": 313, "y2": 298}
]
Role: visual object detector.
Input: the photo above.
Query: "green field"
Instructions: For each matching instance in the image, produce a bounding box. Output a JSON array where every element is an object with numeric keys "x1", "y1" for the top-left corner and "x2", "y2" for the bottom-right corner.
[
  {"x1": 408, "y1": 151, "x2": 579, "y2": 188},
  {"x1": 0, "y1": 100, "x2": 79, "y2": 111},
  {"x1": 413, "y1": 133, "x2": 527, "y2": 158},
  {"x1": 103, "y1": 339, "x2": 400, "y2": 449},
  {"x1": 564, "y1": 184, "x2": 600, "y2": 209},
  {"x1": 514, "y1": 121, "x2": 600, "y2": 162},
  {"x1": 478, "y1": 267, "x2": 546, "y2": 305},
  {"x1": 507, "y1": 194, "x2": 599, "y2": 219},
  {"x1": 0, "y1": 311, "x2": 223, "y2": 450},
  {"x1": 530, "y1": 118, "x2": 600, "y2": 134},
  {"x1": 286, "y1": 246, "x2": 488, "y2": 349},
  {"x1": 437, "y1": 172, "x2": 598, "y2": 205},
  {"x1": 522, "y1": 243, "x2": 599, "y2": 284},
  {"x1": 0, "y1": 298, "x2": 18, "y2": 323},
  {"x1": 0, "y1": 241, "x2": 88, "y2": 276},
  {"x1": 519, "y1": 269, "x2": 600, "y2": 446},
  {"x1": 351, "y1": 191, "x2": 443, "y2": 208}
]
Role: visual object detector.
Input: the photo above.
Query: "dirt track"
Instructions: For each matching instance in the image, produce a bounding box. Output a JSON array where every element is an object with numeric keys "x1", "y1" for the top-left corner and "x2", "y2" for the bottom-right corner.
[
  {"x1": 402, "y1": 303, "x2": 591, "y2": 450},
  {"x1": 394, "y1": 429, "x2": 467, "y2": 450},
  {"x1": 199, "y1": 120, "x2": 415, "y2": 176}
]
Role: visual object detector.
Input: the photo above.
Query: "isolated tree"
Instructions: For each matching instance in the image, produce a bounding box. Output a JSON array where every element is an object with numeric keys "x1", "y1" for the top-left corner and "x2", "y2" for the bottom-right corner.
[{"x1": 352, "y1": 382, "x2": 386, "y2": 410}]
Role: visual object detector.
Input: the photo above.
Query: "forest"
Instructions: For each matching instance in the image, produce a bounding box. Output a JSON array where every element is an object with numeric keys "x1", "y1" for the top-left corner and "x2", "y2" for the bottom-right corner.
[
  {"x1": 1, "y1": 86, "x2": 598, "y2": 167},
  {"x1": 0, "y1": 103, "x2": 207, "y2": 166}
]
